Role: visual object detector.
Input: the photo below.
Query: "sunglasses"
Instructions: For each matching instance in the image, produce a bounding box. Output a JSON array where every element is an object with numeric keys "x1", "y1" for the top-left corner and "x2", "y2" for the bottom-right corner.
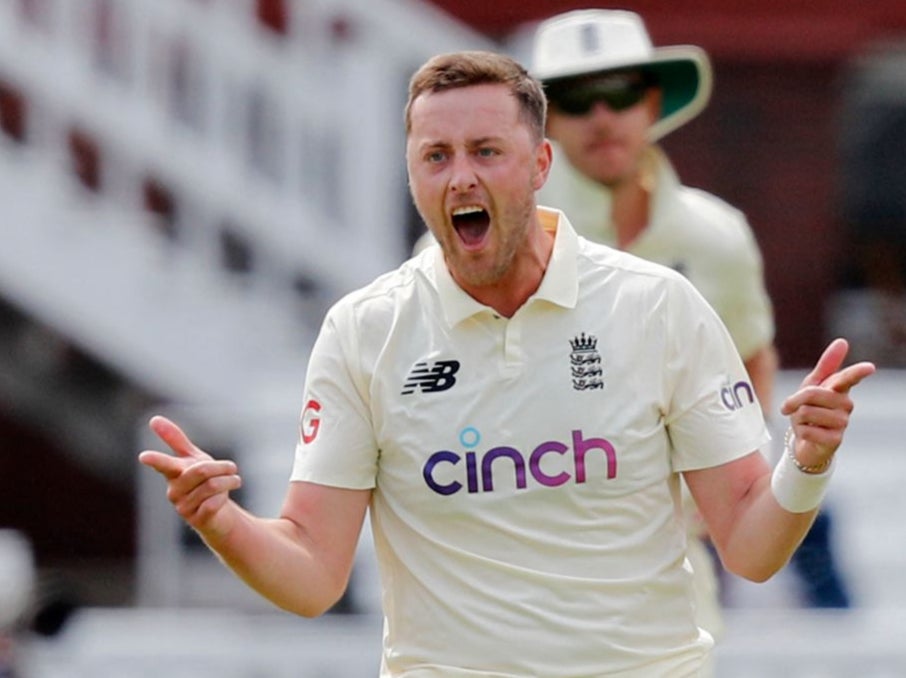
[{"x1": 545, "y1": 75, "x2": 650, "y2": 116}]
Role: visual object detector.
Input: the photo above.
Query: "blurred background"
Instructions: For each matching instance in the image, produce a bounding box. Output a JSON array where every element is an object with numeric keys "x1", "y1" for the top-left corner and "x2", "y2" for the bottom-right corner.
[{"x1": 0, "y1": 1, "x2": 904, "y2": 676}]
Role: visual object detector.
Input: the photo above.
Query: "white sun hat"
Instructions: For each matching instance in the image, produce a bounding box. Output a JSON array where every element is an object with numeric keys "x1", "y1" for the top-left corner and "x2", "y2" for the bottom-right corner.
[{"x1": 531, "y1": 9, "x2": 713, "y2": 141}]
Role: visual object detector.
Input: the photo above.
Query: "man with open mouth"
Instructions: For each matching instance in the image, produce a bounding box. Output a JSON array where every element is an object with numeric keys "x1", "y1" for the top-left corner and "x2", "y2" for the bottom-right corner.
[{"x1": 139, "y1": 49, "x2": 875, "y2": 677}]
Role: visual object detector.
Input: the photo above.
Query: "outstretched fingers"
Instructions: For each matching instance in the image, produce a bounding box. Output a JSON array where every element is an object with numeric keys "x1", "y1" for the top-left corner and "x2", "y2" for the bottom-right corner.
[
  {"x1": 781, "y1": 338, "x2": 876, "y2": 417},
  {"x1": 777, "y1": 338, "x2": 876, "y2": 464},
  {"x1": 137, "y1": 449, "x2": 186, "y2": 479},
  {"x1": 138, "y1": 415, "x2": 242, "y2": 533},
  {"x1": 798, "y1": 338, "x2": 848, "y2": 390},
  {"x1": 148, "y1": 415, "x2": 208, "y2": 460},
  {"x1": 821, "y1": 360, "x2": 877, "y2": 395},
  {"x1": 138, "y1": 415, "x2": 212, "y2": 479}
]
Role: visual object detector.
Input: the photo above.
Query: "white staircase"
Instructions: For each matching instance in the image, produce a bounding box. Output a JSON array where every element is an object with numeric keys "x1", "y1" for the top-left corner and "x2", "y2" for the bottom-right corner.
[{"x1": 0, "y1": 0, "x2": 493, "y2": 475}]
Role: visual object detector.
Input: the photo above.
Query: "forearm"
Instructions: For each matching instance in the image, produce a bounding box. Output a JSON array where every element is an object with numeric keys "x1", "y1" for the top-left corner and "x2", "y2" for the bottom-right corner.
[
  {"x1": 717, "y1": 473, "x2": 818, "y2": 581},
  {"x1": 199, "y1": 502, "x2": 348, "y2": 617},
  {"x1": 687, "y1": 449, "x2": 823, "y2": 582}
]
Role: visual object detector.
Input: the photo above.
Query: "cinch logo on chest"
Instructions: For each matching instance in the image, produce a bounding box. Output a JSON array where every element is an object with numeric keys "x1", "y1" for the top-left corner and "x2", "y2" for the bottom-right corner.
[
  {"x1": 401, "y1": 360, "x2": 460, "y2": 395},
  {"x1": 423, "y1": 427, "x2": 617, "y2": 496}
]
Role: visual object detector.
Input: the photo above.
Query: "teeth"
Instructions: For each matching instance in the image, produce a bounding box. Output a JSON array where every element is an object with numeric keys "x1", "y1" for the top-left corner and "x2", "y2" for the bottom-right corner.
[{"x1": 452, "y1": 206, "x2": 484, "y2": 216}]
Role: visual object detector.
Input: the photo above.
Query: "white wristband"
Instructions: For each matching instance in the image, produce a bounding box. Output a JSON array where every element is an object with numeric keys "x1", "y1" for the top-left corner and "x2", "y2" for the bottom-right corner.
[{"x1": 770, "y1": 433, "x2": 835, "y2": 513}]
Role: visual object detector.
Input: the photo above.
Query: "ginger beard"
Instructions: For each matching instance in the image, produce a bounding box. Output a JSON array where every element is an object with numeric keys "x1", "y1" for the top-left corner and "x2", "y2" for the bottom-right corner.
[{"x1": 427, "y1": 193, "x2": 536, "y2": 290}]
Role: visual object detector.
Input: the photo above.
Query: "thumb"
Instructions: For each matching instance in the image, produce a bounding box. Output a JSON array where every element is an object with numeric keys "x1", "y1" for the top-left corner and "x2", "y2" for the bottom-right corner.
[
  {"x1": 800, "y1": 338, "x2": 848, "y2": 390},
  {"x1": 148, "y1": 415, "x2": 209, "y2": 461}
]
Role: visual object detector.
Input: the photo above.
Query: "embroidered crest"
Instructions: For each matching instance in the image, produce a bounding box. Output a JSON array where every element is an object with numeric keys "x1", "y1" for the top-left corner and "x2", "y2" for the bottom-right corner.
[{"x1": 569, "y1": 333, "x2": 604, "y2": 391}]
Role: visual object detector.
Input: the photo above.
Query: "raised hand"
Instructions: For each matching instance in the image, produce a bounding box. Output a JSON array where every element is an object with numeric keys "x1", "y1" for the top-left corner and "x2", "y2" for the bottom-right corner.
[
  {"x1": 138, "y1": 415, "x2": 242, "y2": 540},
  {"x1": 780, "y1": 338, "x2": 876, "y2": 469}
]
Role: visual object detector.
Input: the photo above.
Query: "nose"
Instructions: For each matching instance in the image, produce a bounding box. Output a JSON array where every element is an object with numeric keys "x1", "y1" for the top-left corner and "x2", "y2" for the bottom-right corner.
[
  {"x1": 449, "y1": 155, "x2": 478, "y2": 193},
  {"x1": 588, "y1": 100, "x2": 620, "y2": 120}
]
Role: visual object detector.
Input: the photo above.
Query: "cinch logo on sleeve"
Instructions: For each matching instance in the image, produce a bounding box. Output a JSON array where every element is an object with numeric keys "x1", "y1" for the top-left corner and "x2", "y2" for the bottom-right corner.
[
  {"x1": 423, "y1": 427, "x2": 617, "y2": 496},
  {"x1": 401, "y1": 360, "x2": 460, "y2": 395},
  {"x1": 720, "y1": 380, "x2": 756, "y2": 411}
]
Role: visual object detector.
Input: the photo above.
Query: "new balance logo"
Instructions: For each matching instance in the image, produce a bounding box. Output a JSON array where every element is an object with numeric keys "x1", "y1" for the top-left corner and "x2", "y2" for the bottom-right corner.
[{"x1": 401, "y1": 360, "x2": 460, "y2": 395}]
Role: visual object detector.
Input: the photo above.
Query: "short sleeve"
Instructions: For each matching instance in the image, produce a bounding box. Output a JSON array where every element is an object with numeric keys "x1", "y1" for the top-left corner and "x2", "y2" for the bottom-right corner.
[
  {"x1": 663, "y1": 277, "x2": 770, "y2": 471},
  {"x1": 290, "y1": 306, "x2": 378, "y2": 489}
]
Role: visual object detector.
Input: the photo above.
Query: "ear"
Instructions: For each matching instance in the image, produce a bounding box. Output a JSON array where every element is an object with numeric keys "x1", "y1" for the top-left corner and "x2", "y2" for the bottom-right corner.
[{"x1": 532, "y1": 138, "x2": 553, "y2": 191}]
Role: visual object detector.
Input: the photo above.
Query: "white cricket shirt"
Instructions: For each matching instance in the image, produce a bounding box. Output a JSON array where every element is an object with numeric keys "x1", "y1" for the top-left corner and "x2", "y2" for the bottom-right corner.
[{"x1": 292, "y1": 209, "x2": 769, "y2": 677}]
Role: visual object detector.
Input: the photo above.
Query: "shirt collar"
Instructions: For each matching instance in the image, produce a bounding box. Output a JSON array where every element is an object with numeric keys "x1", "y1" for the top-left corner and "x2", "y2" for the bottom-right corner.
[{"x1": 433, "y1": 207, "x2": 579, "y2": 327}]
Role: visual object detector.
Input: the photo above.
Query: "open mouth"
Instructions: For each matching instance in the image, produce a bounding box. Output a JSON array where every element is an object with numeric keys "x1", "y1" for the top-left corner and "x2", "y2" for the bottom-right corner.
[{"x1": 451, "y1": 206, "x2": 490, "y2": 248}]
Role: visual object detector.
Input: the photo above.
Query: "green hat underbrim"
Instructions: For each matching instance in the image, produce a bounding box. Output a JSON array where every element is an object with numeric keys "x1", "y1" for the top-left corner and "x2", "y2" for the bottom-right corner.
[{"x1": 541, "y1": 47, "x2": 713, "y2": 141}]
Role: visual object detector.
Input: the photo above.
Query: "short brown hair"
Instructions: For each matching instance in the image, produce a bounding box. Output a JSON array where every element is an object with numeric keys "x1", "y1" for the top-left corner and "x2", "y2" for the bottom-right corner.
[{"x1": 405, "y1": 50, "x2": 547, "y2": 142}]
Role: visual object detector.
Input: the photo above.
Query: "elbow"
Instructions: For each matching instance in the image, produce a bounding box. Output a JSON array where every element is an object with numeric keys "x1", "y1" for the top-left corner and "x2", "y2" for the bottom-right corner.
[
  {"x1": 722, "y1": 554, "x2": 788, "y2": 584},
  {"x1": 733, "y1": 568, "x2": 774, "y2": 584},
  {"x1": 291, "y1": 602, "x2": 332, "y2": 619},
  {"x1": 283, "y1": 591, "x2": 345, "y2": 618},
  {"x1": 283, "y1": 575, "x2": 351, "y2": 618},
  {"x1": 288, "y1": 596, "x2": 330, "y2": 618}
]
